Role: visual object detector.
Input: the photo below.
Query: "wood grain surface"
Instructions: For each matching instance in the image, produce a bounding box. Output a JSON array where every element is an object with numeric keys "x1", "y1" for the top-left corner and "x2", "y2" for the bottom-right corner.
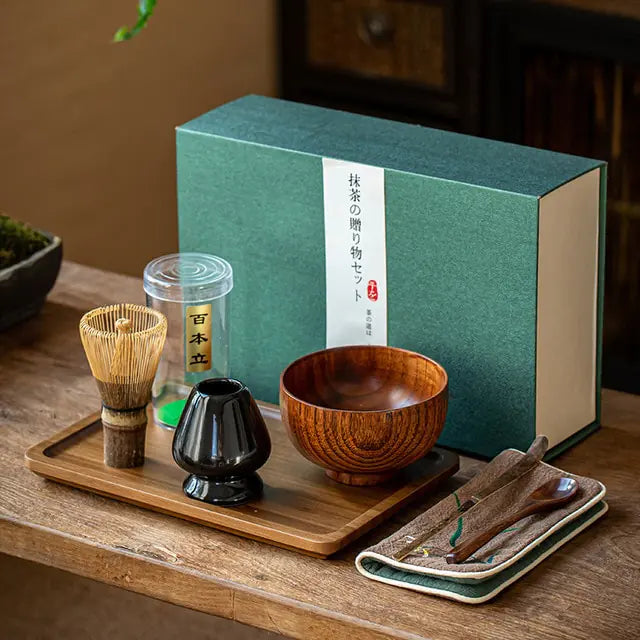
[
  {"x1": 25, "y1": 409, "x2": 457, "y2": 557},
  {"x1": 280, "y1": 345, "x2": 448, "y2": 486},
  {"x1": 1, "y1": 262, "x2": 640, "y2": 640},
  {"x1": 0, "y1": 553, "x2": 280, "y2": 640}
]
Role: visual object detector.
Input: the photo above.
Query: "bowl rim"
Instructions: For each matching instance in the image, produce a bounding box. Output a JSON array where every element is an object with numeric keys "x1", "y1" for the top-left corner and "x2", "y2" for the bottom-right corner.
[{"x1": 279, "y1": 344, "x2": 448, "y2": 415}]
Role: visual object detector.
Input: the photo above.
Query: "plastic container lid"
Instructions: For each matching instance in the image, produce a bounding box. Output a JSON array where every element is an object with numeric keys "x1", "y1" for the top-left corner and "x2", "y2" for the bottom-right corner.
[{"x1": 143, "y1": 253, "x2": 233, "y2": 303}]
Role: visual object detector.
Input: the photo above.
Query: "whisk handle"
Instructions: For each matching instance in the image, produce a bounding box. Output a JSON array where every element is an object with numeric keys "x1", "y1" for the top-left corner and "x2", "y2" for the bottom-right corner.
[{"x1": 101, "y1": 405, "x2": 147, "y2": 468}]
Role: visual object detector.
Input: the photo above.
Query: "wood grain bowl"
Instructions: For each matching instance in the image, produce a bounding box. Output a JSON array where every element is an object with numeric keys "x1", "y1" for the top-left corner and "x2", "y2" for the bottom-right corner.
[{"x1": 279, "y1": 345, "x2": 448, "y2": 486}]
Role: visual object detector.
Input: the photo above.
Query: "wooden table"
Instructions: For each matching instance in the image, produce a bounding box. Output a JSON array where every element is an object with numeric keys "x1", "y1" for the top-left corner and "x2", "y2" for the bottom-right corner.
[{"x1": 2, "y1": 262, "x2": 639, "y2": 640}]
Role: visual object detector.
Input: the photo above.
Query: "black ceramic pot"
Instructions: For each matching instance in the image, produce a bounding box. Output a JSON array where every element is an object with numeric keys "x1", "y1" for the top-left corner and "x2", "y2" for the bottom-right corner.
[
  {"x1": 0, "y1": 232, "x2": 62, "y2": 331},
  {"x1": 172, "y1": 378, "x2": 271, "y2": 506}
]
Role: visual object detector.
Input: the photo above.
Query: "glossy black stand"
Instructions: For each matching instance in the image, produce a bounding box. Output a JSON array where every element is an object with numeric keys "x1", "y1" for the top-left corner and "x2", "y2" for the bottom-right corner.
[
  {"x1": 183, "y1": 473, "x2": 264, "y2": 506},
  {"x1": 172, "y1": 379, "x2": 271, "y2": 507}
]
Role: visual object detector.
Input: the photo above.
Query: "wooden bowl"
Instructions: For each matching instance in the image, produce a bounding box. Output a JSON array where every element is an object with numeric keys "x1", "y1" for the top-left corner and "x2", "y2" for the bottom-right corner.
[{"x1": 279, "y1": 345, "x2": 448, "y2": 486}]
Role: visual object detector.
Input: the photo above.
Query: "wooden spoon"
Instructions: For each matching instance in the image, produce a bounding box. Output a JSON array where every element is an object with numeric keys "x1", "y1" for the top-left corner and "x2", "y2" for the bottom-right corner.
[{"x1": 445, "y1": 476, "x2": 578, "y2": 564}]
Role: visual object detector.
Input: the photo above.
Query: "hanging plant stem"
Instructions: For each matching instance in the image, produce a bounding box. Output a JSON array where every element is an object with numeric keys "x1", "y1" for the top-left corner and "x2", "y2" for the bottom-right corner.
[{"x1": 113, "y1": 0, "x2": 157, "y2": 42}]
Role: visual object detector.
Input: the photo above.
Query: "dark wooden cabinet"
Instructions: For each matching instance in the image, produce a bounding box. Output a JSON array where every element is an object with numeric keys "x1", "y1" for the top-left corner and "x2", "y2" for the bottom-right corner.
[
  {"x1": 485, "y1": 1, "x2": 640, "y2": 394},
  {"x1": 279, "y1": 0, "x2": 482, "y2": 131},
  {"x1": 279, "y1": 0, "x2": 640, "y2": 394}
]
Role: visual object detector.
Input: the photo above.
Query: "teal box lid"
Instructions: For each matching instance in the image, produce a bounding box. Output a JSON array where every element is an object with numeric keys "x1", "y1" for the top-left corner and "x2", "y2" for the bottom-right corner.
[{"x1": 177, "y1": 95, "x2": 606, "y2": 458}]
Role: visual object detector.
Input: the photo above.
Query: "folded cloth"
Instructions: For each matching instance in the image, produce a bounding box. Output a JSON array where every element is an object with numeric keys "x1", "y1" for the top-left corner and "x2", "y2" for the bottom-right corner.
[{"x1": 355, "y1": 448, "x2": 607, "y2": 603}]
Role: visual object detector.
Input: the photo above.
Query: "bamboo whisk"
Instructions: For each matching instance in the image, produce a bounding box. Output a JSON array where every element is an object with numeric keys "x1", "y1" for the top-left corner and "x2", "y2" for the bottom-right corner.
[{"x1": 79, "y1": 304, "x2": 167, "y2": 468}]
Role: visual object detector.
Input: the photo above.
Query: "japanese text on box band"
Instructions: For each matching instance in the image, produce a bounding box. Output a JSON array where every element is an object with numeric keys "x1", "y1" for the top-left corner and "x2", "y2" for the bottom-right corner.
[{"x1": 323, "y1": 159, "x2": 387, "y2": 348}]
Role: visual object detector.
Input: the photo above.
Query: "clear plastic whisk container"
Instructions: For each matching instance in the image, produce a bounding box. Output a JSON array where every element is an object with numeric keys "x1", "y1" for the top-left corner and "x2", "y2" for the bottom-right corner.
[{"x1": 143, "y1": 253, "x2": 233, "y2": 429}]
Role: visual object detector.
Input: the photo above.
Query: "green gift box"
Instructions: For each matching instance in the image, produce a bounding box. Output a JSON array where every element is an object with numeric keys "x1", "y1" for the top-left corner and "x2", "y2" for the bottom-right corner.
[{"x1": 177, "y1": 95, "x2": 606, "y2": 459}]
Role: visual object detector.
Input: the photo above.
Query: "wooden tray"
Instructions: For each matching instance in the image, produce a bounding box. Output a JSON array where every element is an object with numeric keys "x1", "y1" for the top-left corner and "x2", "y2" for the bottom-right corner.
[{"x1": 25, "y1": 402, "x2": 459, "y2": 557}]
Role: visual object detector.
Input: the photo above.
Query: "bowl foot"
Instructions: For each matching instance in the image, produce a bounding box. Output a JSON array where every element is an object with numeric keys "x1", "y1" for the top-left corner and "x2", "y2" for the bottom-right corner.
[
  {"x1": 325, "y1": 469, "x2": 395, "y2": 486},
  {"x1": 183, "y1": 473, "x2": 263, "y2": 506}
]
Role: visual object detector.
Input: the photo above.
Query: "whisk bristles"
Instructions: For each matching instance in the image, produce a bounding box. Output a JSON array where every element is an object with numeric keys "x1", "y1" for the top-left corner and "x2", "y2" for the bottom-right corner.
[{"x1": 79, "y1": 303, "x2": 167, "y2": 410}]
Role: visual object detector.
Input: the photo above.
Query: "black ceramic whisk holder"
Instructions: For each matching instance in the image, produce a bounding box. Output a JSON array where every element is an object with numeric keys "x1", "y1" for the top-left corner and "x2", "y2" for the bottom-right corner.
[{"x1": 172, "y1": 379, "x2": 271, "y2": 506}]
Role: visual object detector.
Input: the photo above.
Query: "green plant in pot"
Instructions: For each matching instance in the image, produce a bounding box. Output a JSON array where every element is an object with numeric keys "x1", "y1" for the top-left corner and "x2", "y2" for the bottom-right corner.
[{"x1": 0, "y1": 215, "x2": 62, "y2": 331}]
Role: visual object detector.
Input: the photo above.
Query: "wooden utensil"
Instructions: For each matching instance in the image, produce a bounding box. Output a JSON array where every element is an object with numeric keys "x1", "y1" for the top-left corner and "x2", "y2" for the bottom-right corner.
[
  {"x1": 393, "y1": 435, "x2": 549, "y2": 561},
  {"x1": 79, "y1": 303, "x2": 167, "y2": 468},
  {"x1": 280, "y1": 345, "x2": 448, "y2": 486},
  {"x1": 445, "y1": 476, "x2": 578, "y2": 564}
]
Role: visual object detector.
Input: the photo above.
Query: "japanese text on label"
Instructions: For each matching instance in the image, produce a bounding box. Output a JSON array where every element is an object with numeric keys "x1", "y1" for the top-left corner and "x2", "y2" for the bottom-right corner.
[{"x1": 185, "y1": 303, "x2": 212, "y2": 373}]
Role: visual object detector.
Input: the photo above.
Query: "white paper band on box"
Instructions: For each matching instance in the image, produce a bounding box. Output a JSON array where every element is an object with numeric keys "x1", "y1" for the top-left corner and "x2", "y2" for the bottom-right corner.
[{"x1": 322, "y1": 158, "x2": 387, "y2": 348}]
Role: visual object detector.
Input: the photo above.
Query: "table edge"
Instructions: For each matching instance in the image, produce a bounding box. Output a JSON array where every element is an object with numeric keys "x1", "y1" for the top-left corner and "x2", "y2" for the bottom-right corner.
[{"x1": 0, "y1": 515, "x2": 427, "y2": 640}]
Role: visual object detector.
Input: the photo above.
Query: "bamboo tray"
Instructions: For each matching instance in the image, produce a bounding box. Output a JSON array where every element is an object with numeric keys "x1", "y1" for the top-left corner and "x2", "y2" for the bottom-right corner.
[{"x1": 25, "y1": 402, "x2": 459, "y2": 557}]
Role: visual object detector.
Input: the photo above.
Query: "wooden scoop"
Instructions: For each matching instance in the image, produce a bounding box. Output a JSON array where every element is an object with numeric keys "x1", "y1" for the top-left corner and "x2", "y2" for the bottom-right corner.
[{"x1": 445, "y1": 476, "x2": 578, "y2": 564}]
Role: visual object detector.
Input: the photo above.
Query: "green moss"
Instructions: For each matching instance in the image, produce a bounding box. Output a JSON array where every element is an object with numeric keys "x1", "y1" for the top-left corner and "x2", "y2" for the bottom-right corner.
[{"x1": 0, "y1": 215, "x2": 51, "y2": 270}]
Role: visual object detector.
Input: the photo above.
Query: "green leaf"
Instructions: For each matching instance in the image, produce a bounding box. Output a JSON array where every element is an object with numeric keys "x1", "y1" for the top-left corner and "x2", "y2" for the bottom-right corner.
[
  {"x1": 113, "y1": 27, "x2": 132, "y2": 42},
  {"x1": 113, "y1": 0, "x2": 157, "y2": 43}
]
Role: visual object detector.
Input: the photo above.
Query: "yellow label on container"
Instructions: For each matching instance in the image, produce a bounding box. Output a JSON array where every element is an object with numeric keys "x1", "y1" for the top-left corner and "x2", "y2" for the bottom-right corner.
[{"x1": 185, "y1": 304, "x2": 212, "y2": 372}]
